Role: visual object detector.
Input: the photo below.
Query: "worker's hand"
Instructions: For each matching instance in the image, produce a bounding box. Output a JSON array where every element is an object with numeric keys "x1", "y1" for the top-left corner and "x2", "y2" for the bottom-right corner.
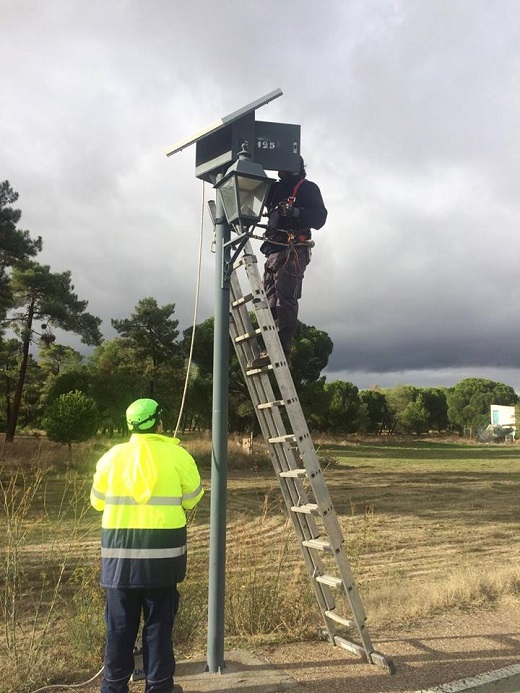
[{"x1": 278, "y1": 201, "x2": 300, "y2": 218}]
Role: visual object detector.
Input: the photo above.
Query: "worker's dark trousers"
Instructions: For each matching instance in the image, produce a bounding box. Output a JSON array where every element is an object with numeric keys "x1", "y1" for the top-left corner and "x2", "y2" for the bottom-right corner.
[
  {"x1": 264, "y1": 246, "x2": 309, "y2": 354},
  {"x1": 101, "y1": 586, "x2": 179, "y2": 693}
]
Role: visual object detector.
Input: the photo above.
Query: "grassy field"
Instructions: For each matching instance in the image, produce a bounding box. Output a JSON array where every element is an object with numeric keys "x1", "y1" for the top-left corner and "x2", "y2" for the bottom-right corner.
[
  {"x1": 314, "y1": 438, "x2": 520, "y2": 623},
  {"x1": 1, "y1": 434, "x2": 520, "y2": 692}
]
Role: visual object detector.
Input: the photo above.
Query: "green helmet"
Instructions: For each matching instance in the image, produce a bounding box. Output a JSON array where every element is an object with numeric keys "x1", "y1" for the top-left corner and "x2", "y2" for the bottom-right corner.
[{"x1": 126, "y1": 398, "x2": 162, "y2": 432}]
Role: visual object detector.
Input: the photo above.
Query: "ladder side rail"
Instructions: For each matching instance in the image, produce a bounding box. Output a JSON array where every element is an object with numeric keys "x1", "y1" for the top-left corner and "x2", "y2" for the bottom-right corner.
[
  {"x1": 230, "y1": 278, "x2": 322, "y2": 515},
  {"x1": 238, "y1": 249, "x2": 350, "y2": 547},
  {"x1": 239, "y1": 248, "x2": 377, "y2": 658},
  {"x1": 334, "y1": 549, "x2": 370, "y2": 631},
  {"x1": 227, "y1": 372, "x2": 340, "y2": 623},
  {"x1": 233, "y1": 251, "x2": 367, "y2": 611},
  {"x1": 229, "y1": 272, "x2": 297, "y2": 464},
  {"x1": 239, "y1": 248, "x2": 323, "y2": 452},
  {"x1": 230, "y1": 277, "x2": 318, "y2": 521},
  {"x1": 229, "y1": 271, "x2": 342, "y2": 628}
]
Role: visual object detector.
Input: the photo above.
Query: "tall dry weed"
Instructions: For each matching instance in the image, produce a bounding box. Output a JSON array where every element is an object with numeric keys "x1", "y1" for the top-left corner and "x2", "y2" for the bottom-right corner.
[
  {"x1": 365, "y1": 564, "x2": 520, "y2": 627},
  {"x1": 225, "y1": 493, "x2": 317, "y2": 640},
  {"x1": 0, "y1": 464, "x2": 98, "y2": 692}
]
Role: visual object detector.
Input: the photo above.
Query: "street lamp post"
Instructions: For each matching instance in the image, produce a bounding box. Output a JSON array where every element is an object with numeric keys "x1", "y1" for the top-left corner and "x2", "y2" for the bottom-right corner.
[
  {"x1": 206, "y1": 143, "x2": 273, "y2": 673},
  {"x1": 164, "y1": 90, "x2": 296, "y2": 675},
  {"x1": 206, "y1": 172, "x2": 230, "y2": 674}
]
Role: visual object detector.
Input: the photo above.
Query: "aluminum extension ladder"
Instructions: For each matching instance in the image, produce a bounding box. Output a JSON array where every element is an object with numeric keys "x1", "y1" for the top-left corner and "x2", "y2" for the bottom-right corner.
[{"x1": 228, "y1": 238, "x2": 395, "y2": 673}]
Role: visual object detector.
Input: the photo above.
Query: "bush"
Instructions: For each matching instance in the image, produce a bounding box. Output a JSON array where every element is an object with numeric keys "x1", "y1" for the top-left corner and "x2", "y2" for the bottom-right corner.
[{"x1": 43, "y1": 390, "x2": 100, "y2": 455}]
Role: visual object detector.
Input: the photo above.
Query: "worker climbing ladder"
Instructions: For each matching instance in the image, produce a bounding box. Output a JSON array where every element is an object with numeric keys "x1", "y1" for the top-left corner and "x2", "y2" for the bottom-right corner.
[{"x1": 228, "y1": 237, "x2": 395, "y2": 673}]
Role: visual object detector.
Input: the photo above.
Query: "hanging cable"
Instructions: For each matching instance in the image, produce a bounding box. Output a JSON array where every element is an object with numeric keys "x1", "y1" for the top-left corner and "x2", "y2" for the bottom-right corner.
[
  {"x1": 28, "y1": 665, "x2": 104, "y2": 692},
  {"x1": 174, "y1": 180, "x2": 206, "y2": 437}
]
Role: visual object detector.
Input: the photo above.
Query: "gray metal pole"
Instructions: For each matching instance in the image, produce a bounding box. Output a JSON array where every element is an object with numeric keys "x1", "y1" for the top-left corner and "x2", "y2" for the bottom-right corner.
[{"x1": 206, "y1": 175, "x2": 230, "y2": 673}]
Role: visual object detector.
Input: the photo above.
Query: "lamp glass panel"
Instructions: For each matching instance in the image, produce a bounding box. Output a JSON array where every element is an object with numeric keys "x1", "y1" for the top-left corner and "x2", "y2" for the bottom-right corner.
[
  {"x1": 236, "y1": 176, "x2": 270, "y2": 221},
  {"x1": 218, "y1": 177, "x2": 240, "y2": 224}
]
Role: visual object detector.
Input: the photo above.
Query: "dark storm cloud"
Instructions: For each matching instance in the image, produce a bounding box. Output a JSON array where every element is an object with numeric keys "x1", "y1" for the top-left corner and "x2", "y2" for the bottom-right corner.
[{"x1": 2, "y1": 0, "x2": 520, "y2": 390}]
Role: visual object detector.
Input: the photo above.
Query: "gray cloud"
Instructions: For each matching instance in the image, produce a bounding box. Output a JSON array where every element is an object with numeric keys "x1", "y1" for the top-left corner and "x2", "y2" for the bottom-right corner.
[{"x1": 2, "y1": 0, "x2": 520, "y2": 391}]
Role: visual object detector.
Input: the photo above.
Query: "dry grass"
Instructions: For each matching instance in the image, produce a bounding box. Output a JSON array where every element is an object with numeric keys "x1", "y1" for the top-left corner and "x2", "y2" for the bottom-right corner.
[
  {"x1": 318, "y1": 439, "x2": 520, "y2": 627},
  {"x1": 1, "y1": 433, "x2": 520, "y2": 691}
]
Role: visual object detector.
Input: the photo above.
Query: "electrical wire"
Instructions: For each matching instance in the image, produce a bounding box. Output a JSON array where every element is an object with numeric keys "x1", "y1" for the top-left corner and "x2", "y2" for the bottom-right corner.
[
  {"x1": 174, "y1": 180, "x2": 206, "y2": 438},
  {"x1": 28, "y1": 665, "x2": 104, "y2": 692}
]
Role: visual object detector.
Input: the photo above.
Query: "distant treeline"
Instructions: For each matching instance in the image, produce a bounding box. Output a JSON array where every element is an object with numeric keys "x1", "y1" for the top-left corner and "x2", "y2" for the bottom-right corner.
[{"x1": 1, "y1": 181, "x2": 518, "y2": 442}]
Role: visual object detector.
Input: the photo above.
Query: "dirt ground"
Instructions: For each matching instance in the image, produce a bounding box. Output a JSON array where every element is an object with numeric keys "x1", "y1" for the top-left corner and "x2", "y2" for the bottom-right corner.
[
  {"x1": 256, "y1": 605, "x2": 520, "y2": 693},
  {"x1": 71, "y1": 605, "x2": 520, "y2": 693}
]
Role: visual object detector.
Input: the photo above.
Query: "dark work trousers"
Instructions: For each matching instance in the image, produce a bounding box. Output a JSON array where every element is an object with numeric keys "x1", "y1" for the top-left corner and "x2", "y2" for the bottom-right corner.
[
  {"x1": 264, "y1": 246, "x2": 309, "y2": 354},
  {"x1": 101, "y1": 586, "x2": 179, "y2": 693}
]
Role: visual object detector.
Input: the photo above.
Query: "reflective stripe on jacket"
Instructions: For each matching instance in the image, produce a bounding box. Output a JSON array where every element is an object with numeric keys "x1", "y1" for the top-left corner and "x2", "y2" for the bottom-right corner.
[{"x1": 90, "y1": 433, "x2": 204, "y2": 588}]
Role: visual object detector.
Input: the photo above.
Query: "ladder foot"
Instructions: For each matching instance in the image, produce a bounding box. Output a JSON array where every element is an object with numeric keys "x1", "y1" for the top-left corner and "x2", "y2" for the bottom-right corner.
[
  {"x1": 318, "y1": 628, "x2": 331, "y2": 642},
  {"x1": 370, "y1": 651, "x2": 397, "y2": 674}
]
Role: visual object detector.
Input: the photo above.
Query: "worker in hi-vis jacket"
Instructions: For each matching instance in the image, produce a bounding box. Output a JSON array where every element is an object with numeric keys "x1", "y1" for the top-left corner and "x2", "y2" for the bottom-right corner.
[{"x1": 91, "y1": 398, "x2": 204, "y2": 693}]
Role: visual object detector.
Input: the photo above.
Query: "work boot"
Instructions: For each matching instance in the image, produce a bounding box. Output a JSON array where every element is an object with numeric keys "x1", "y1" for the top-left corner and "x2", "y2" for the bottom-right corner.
[{"x1": 248, "y1": 351, "x2": 270, "y2": 369}]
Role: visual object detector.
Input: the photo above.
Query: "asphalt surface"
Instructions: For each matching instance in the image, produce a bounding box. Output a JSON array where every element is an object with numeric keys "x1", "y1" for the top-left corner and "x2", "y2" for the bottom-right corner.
[{"x1": 417, "y1": 665, "x2": 520, "y2": 693}]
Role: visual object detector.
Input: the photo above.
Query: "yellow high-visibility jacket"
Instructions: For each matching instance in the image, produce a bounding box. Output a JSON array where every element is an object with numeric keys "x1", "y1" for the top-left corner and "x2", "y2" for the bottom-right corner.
[{"x1": 90, "y1": 433, "x2": 203, "y2": 588}]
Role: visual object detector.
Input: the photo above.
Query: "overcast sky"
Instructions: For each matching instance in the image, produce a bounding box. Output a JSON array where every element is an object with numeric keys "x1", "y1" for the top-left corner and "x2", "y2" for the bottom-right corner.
[{"x1": 2, "y1": 0, "x2": 520, "y2": 392}]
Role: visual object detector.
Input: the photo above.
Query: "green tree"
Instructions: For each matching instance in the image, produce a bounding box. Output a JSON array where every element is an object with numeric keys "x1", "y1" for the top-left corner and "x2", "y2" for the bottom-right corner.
[
  {"x1": 37, "y1": 343, "x2": 85, "y2": 414},
  {"x1": 421, "y1": 387, "x2": 448, "y2": 432},
  {"x1": 87, "y1": 339, "x2": 143, "y2": 435},
  {"x1": 359, "y1": 389, "x2": 389, "y2": 434},
  {"x1": 176, "y1": 316, "x2": 335, "y2": 433},
  {"x1": 0, "y1": 338, "x2": 43, "y2": 431},
  {"x1": 181, "y1": 318, "x2": 215, "y2": 379},
  {"x1": 112, "y1": 297, "x2": 181, "y2": 397},
  {"x1": 291, "y1": 322, "x2": 333, "y2": 387},
  {"x1": 446, "y1": 378, "x2": 518, "y2": 433},
  {"x1": 180, "y1": 318, "x2": 250, "y2": 432},
  {"x1": 43, "y1": 390, "x2": 100, "y2": 456},
  {"x1": 0, "y1": 338, "x2": 21, "y2": 429},
  {"x1": 299, "y1": 377, "x2": 329, "y2": 431},
  {"x1": 322, "y1": 380, "x2": 361, "y2": 434},
  {"x1": 38, "y1": 343, "x2": 83, "y2": 378},
  {"x1": 398, "y1": 395, "x2": 430, "y2": 434},
  {"x1": 179, "y1": 319, "x2": 215, "y2": 431},
  {"x1": 385, "y1": 384, "x2": 426, "y2": 434},
  {"x1": 4, "y1": 261, "x2": 102, "y2": 442},
  {"x1": 0, "y1": 181, "x2": 42, "y2": 317},
  {"x1": 17, "y1": 353, "x2": 44, "y2": 430},
  {"x1": 45, "y1": 369, "x2": 94, "y2": 405},
  {"x1": 87, "y1": 334, "x2": 186, "y2": 435}
]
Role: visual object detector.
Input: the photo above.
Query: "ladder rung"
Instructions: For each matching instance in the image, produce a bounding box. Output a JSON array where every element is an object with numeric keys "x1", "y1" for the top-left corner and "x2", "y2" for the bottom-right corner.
[
  {"x1": 246, "y1": 364, "x2": 272, "y2": 374},
  {"x1": 279, "y1": 469, "x2": 307, "y2": 478},
  {"x1": 291, "y1": 503, "x2": 319, "y2": 515},
  {"x1": 333, "y1": 636, "x2": 366, "y2": 659},
  {"x1": 268, "y1": 434, "x2": 296, "y2": 444},
  {"x1": 316, "y1": 574, "x2": 343, "y2": 588},
  {"x1": 325, "y1": 610, "x2": 355, "y2": 628},
  {"x1": 257, "y1": 400, "x2": 284, "y2": 410},
  {"x1": 231, "y1": 293, "x2": 254, "y2": 307},
  {"x1": 302, "y1": 538, "x2": 332, "y2": 552},
  {"x1": 234, "y1": 328, "x2": 262, "y2": 343}
]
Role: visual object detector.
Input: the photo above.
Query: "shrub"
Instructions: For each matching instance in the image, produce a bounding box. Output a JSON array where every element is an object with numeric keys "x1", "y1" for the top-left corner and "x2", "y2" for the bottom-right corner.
[{"x1": 43, "y1": 390, "x2": 100, "y2": 457}]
